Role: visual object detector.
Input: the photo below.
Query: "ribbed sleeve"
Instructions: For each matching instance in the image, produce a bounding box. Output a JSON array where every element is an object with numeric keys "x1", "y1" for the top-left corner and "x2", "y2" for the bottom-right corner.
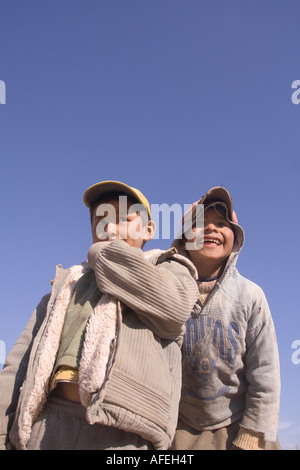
[
  {"x1": 233, "y1": 427, "x2": 265, "y2": 450},
  {"x1": 88, "y1": 240, "x2": 199, "y2": 341}
]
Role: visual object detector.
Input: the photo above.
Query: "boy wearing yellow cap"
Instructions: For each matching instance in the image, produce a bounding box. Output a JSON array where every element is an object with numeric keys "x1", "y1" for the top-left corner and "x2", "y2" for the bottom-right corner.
[
  {"x1": 0, "y1": 181, "x2": 199, "y2": 450},
  {"x1": 172, "y1": 186, "x2": 281, "y2": 450}
]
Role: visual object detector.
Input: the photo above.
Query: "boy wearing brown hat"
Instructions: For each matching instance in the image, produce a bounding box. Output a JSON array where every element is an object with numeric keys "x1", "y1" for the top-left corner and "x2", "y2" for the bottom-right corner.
[
  {"x1": 0, "y1": 181, "x2": 199, "y2": 450},
  {"x1": 172, "y1": 187, "x2": 281, "y2": 450}
]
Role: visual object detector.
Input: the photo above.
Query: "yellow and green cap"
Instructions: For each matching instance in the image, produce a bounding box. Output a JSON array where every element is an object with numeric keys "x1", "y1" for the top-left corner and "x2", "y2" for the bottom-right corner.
[{"x1": 83, "y1": 180, "x2": 151, "y2": 218}]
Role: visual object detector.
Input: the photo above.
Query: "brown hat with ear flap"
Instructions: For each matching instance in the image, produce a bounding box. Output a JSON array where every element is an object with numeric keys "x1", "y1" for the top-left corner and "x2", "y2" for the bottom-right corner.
[
  {"x1": 196, "y1": 187, "x2": 243, "y2": 243},
  {"x1": 199, "y1": 186, "x2": 238, "y2": 224},
  {"x1": 172, "y1": 186, "x2": 244, "y2": 253}
]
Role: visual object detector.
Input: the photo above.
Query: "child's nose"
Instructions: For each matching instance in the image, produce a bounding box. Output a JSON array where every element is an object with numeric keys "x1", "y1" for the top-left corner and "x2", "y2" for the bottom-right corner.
[{"x1": 205, "y1": 222, "x2": 218, "y2": 231}]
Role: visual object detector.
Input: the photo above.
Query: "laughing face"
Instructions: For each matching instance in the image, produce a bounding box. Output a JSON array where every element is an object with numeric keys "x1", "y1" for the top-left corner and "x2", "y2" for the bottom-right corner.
[{"x1": 187, "y1": 207, "x2": 235, "y2": 278}]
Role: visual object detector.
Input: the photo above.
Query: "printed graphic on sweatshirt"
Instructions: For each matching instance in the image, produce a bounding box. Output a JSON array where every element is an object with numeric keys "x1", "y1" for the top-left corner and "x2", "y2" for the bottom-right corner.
[{"x1": 182, "y1": 315, "x2": 242, "y2": 401}]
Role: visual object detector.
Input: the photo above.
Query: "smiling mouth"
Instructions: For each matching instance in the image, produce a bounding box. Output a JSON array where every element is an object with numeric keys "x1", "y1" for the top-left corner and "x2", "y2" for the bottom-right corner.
[{"x1": 203, "y1": 238, "x2": 222, "y2": 246}]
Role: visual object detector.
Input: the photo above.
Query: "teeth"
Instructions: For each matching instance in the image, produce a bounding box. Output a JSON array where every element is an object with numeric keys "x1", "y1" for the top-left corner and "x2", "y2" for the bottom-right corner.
[{"x1": 205, "y1": 239, "x2": 221, "y2": 245}]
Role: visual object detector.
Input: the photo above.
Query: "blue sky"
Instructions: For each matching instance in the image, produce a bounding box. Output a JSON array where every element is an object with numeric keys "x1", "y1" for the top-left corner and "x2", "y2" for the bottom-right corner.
[{"x1": 0, "y1": 0, "x2": 299, "y2": 450}]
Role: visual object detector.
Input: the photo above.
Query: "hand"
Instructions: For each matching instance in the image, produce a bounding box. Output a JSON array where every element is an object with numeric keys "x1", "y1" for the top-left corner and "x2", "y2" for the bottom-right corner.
[{"x1": 87, "y1": 242, "x2": 111, "y2": 269}]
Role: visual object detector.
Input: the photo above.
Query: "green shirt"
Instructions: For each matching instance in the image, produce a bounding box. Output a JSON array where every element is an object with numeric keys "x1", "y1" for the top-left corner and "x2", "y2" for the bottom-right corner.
[{"x1": 54, "y1": 268, "x2": 102, "y2": 371}]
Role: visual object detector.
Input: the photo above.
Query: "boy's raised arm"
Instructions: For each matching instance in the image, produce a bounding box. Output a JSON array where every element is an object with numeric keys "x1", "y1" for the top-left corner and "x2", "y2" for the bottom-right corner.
[{"x1": 88, "y1": 239, "x2": 199, "y2": 341}]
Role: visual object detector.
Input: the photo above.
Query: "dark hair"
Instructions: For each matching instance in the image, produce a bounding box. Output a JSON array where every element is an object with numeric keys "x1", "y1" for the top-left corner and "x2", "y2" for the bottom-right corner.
[{"x1": 92, "y1": 191, "x2": 137, "y2": 207}]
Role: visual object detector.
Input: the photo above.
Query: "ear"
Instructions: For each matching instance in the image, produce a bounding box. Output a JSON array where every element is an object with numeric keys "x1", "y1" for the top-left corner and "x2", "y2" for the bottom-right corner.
[{"x1": 143, "y1": 220, "x2": 156, "y2": 241}]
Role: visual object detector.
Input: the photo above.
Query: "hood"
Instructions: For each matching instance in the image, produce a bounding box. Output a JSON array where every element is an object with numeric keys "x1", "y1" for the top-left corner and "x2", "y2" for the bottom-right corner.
[{"x1": 172, "y1": 186, "x2": 245, "y2": 277}]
